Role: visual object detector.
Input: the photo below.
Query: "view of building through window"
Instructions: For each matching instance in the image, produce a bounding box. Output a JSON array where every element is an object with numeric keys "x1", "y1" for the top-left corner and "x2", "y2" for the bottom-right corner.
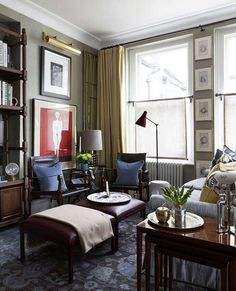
[
  {"x1": 127, "y1": 36, "x2": 193, "y2": 161},
  {"x1": 215, "y1": 26, "x2": 236, "y2": 150}
]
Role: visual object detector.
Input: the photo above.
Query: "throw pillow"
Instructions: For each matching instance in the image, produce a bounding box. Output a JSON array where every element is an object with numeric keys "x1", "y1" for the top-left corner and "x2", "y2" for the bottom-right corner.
[
  {"x1": 114, "y1": 159, "x2": 144, "y2": 186},
  {"x1": 210, "y1": 148, "x2": 223, "y2": 168},
  {"x1": 200, "y1": 161, "x2": 236, "y2": 203},
  {"x1": 33, "y1": 162, "x2": 67, "y2": 192},
  {"x1": 222, "y1": 145, "x2": 236, "y2": 161},
  {"x1": 200, "y1": 163, "x2": 221, "y2": 203}
]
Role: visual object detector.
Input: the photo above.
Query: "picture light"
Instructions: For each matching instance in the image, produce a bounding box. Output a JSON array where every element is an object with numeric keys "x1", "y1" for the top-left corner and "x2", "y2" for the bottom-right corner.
[{"x1": 42, "y1": 32, "x2": 81, "y2": 56}]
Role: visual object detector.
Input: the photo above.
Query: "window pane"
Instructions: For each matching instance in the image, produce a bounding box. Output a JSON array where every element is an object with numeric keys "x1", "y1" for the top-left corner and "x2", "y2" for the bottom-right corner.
[
  {"x1": 136, "y1": 44, "x2": 188, "y2": 100},
  {"x1": 224, "y1": 33, "x2": 236, "y2": 93},
  {"x1": 135, "y1": 99, "x2": 186, "y2": 159},
  {"x1": 225, "y1": 96, "x2": 236, "y2": 149}
]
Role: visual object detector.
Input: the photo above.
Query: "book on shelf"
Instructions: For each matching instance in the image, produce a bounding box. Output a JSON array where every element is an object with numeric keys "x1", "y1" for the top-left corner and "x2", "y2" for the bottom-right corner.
[
  {"x1": 2, "y1": 42, "x2": 7, "y2": 67},
  {"x1": 1, "y1": 81, "x2": 13, "y2": 105},
  {"x1": 0, "y1": 40, "x2": 3, "y2": 66},
  {"x1": 0, "y1": 40, "x2": 8, "y2": 67}
]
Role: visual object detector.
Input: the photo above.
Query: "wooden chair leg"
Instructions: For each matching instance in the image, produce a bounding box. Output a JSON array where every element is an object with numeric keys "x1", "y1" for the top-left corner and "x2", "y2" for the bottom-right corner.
[
  {"x1": 155, "y1": 245, "x2": 161, "y2": 291},
  {"x1": 168, "y1": 256, "x2": 173, "y2": 291},
  {"x1": 145, "y1": 236, "x2": 151, "y2": 291}
]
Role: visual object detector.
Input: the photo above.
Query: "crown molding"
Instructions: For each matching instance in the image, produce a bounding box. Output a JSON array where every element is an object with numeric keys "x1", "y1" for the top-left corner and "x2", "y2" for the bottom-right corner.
[
  {"x1": 1, "y1": 0, "x2": 236, "y2": 50},
  {"x1": 0, "y1": 0, "x2": 102, "y2": 49},
  {"x1": 101, "y1": 3, "x2": 236, "y2": 47}
]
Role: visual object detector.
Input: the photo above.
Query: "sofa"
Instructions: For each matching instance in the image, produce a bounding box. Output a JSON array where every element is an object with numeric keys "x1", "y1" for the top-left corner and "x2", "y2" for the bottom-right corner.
[
  {"x1": 148, "y1": 177, "x2": 217, "y2": 218},
  {"x1": 147, "y1": 177, "x2": 220, "y2": 290}
]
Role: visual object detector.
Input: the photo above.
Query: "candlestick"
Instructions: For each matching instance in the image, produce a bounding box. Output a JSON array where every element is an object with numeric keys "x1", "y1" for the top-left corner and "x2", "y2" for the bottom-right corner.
[
  {"x1": 79, "y1": 136, "x2": 81, "y2": 153},
  {"x1": 106, "y1": 181, "x2": 110, "y2": 196}
]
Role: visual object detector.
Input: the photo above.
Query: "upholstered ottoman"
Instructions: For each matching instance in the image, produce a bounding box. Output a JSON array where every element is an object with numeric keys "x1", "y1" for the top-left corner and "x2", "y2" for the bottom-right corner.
[
  {"x1": 20, "y1": 213, "x2": 116, "y2": 283},
  {"x1": 77, "y1": 198, "x2": 146, "y2": 250}
]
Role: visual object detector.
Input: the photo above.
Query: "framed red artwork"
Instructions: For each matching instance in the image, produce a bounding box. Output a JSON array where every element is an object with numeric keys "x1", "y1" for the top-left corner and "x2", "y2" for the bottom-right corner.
[{"x1": 33, "y1": 99, "x2": 77, "y2": 169}]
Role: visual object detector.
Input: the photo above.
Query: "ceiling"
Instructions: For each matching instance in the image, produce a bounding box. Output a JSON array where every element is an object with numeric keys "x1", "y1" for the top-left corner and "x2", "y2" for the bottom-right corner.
[{"x1": 1, "y1": 0, "x2": 236, "y2": 49}]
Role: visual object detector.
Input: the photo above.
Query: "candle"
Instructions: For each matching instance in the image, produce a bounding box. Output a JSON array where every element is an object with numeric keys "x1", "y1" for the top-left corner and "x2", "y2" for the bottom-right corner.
[
  {"x1": 79, "y1": 136, "x2": 81, "y2": 153},
  {"x1": 106, "y1": 181, "x2": 110, "y2": 196}
]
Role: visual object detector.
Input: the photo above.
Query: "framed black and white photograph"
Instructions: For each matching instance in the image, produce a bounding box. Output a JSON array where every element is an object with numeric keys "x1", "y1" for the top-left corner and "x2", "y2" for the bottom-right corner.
[
  {"x1": 195, "y1": 36, "x2": 212, "y2": 60},
  {"x1": 196, "y1": 129, "x2": 213, "y2": 152},
  {"x1": 195, "y1": 98, "x2": 212, "y2": 121},
  {"x1": 196, "y1": 160, "x2": 211, "y2": 178},
  {"x1": 41, "y1": 47, "x2": 71, "y2": 99},
  {"x1": 195, "y1": 67, "x2": 212, "y2": 91}
]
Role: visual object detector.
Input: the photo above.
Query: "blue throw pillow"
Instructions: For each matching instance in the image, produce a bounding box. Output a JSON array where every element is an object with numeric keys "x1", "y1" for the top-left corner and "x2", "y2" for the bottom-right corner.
[
  {"x1": 114, "y1": 159, "x2": 144, "y2": 186},
  {"x1": 223, "y1": 145, "x2": 236, "y2": 161},
  {"x1": 33, "y1": 162, "x2": 67, "y2": 192},
  {"x1": 210, "y1": 145, "x2": 236, "y2": 169},
  {"x1": 210, "y1": 148, "x2": 223, "y2": 168}
]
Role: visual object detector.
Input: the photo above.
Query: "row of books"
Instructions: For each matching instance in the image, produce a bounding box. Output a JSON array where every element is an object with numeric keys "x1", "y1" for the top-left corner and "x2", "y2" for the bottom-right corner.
[
  {"x1": 0, "y1": 81, "x2": 13, "y2": 105},
  {"x1": 0, "y1": 40, "x2": 10, "y2": 67}
]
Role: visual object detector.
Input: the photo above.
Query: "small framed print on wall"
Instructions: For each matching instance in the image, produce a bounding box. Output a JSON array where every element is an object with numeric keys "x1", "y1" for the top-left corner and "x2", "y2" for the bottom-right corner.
[
  {"x1": 195, "y1": 67, "x2": 212, "y2": 91},
  {"x1": 41, "y1": 46, "x2": 71, "y2": 99},
  {"x1": 196, "y1": 129, "x2": 213, "y2": 152},
  {"x1": 195, "y1": 98, "x2": 212, "y2": 121},
  {"x1": 195, "y1": 36, "x2": 212, "y2": 60},
  {"x1": 196, "y1": 160, "x2": 211, "y2": 178}
]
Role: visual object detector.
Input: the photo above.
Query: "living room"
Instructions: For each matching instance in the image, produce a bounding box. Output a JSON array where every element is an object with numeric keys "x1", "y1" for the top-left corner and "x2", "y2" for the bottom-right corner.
[{"x1": 1, "y1": 0, "x2": 236, "y2": 290}]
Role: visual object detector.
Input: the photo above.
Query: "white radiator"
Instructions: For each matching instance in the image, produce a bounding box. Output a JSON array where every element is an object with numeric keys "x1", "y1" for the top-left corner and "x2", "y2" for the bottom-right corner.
[{"x1": 147, "y1": 161, "x2": 183, "y2": 187}]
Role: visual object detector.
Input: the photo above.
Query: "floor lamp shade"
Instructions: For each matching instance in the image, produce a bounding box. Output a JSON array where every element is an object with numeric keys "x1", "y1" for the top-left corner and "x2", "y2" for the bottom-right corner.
[
  {"x1": 81, "y1": 130, "x2": 103, "y2": 151},
  {"x1": 135, "y1": 111, "x2": 147, "y2": 127}
]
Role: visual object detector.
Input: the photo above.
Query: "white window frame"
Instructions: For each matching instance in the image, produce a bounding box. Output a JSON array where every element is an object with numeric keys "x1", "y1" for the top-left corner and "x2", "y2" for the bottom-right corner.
[
  {"x1": 125, "y1": 35, "x2": 194, "y2": 163},
  {"x1": 215, "y1": 24, "x2": 236, "y2": 150}
]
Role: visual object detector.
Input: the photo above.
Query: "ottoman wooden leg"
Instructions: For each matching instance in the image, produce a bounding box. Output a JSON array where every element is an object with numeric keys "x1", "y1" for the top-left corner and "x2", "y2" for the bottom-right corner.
[
  {"x1": 68, "y1": 244, "x2": 74, "y2": 284},
  {"x1": 20, "y1": 228, "x2": 25, "y2": 263},
  {"x1": 113, "y1": 221, "x2": 119, "y2": 252}
]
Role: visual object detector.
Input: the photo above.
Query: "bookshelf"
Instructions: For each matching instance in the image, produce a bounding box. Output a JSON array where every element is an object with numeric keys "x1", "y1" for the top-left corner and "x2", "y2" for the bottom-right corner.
[{"x1": 0, "y1": 20, "x2": 28, "y2": 227}]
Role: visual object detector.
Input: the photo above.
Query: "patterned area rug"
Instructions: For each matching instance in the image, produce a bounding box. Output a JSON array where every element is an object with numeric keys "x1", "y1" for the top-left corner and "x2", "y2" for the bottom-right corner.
[{"x1": 0, "y1": 215, "x2": 214, "y2": 290}]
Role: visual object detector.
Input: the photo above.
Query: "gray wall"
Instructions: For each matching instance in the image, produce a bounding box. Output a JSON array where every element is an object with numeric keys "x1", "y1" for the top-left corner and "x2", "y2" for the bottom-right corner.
[{"x1": 0, "y1": 4, "x2": 97, "y2": 156}]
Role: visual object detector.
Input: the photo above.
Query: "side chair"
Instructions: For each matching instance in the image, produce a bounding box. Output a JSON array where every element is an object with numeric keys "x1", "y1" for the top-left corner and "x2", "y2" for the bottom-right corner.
[
  {"x1": 28, "y1": 156, "x2": 90, "y2": 214},
  {"x1": 103, "y1": 153, "x2": 150, "y2": 201}
]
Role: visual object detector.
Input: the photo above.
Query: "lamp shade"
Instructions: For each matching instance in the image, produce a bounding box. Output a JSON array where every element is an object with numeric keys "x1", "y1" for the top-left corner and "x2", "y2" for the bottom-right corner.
[
  {"x1": 136, "y1": 111, "x2": 147, "y2": 127},
  {"x1": 81, "y1": 130, "x2": 103, "y2": 151}
]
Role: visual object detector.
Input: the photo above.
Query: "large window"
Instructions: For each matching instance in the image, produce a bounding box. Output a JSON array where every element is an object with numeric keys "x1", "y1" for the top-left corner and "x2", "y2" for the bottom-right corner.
[
  {"x1": 215, "y1": 25, "x2": 236, "y2": 150},
  {"x1": 126, "y1": 36, "x2": 193, "y2": 161}
]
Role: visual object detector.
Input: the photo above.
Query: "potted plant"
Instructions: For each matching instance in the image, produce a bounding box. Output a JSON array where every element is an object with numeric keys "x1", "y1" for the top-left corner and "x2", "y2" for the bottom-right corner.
[
  {"x1": 76, "y1": 153, "x2": 92, "y2": 171},
  {"x1": 161, "y1": 185, "x2": 194, "y2": 227}
]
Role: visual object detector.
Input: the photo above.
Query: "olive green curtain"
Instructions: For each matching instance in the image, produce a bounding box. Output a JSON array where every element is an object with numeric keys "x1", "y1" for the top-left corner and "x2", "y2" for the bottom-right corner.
[
  {"x1": 83, "y1": 51, "x2": 98, "y2": 129},
  {"x1": 97, "y1": 46, "x2": 125, "y2": 168}
]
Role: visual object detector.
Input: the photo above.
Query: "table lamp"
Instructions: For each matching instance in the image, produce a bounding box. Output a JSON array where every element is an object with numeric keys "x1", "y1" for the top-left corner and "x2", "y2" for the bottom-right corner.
[{"x1": 80, "y1": 130, "x2": 103, "y2": 166}]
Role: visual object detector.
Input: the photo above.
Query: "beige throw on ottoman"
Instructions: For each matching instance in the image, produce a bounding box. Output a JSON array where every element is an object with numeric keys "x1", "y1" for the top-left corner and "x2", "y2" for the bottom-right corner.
[{"x1": 32, "y1": 204, "x2": 114, "y2": 253}]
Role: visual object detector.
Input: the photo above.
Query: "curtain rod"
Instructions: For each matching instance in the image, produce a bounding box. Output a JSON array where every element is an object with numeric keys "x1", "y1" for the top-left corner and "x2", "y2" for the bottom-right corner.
[{"x1": 101, "y1": 16, "x2": 236, "y2": 50}]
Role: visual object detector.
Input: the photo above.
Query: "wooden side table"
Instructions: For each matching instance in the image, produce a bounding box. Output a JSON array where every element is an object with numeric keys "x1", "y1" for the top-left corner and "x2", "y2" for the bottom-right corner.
[{"x1": 137, "y1": 217, "x2": 236, "y2": 291}]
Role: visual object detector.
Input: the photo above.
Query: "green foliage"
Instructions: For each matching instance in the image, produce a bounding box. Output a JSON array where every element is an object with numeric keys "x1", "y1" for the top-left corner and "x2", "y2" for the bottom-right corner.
[
  {"x1": 76, "y1": 153, "x2": 92, "y2": 164},
  {"x1": 161, "y1": 185, "x2": 194, "y2": 209}
]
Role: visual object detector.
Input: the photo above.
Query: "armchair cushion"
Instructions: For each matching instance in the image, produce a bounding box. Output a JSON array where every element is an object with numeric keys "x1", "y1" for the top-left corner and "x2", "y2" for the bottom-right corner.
[
  {"x1": 113, "y1": 159, "x2": 144, "y2": 186},
  {"x1": 33, "y1": 162, "x2": 67, "y2": 192}
]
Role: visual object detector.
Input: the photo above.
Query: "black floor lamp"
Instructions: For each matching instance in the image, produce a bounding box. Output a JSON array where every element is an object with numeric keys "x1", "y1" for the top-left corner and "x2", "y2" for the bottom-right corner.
[{"x1": 136, "y1": 111, "x2": 159, "y2": 180}]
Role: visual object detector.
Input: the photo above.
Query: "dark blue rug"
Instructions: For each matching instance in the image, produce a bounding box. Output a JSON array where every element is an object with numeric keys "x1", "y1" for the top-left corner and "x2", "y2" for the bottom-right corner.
[{"x1": 0, "y1": 215, "x2": 213, "y2": 290}]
